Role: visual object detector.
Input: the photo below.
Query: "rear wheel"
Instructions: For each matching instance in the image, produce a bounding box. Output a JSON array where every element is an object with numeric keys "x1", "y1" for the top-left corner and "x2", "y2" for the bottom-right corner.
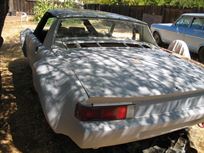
[
  {"x1": 198, "y1": 47, "x2": 204, "y2": 64},
  {"x1": 153, "y1": 32, "x2": 162, "y2": 46}
]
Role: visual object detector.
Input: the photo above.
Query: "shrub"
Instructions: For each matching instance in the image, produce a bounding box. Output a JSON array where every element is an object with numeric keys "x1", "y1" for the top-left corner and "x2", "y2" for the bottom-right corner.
[
  {"x1": 83, "y1": 0, "x2": 204, "y2": 8},
  {"x1": 33, "y1": 0, "x2": 74, "y2": 22}
]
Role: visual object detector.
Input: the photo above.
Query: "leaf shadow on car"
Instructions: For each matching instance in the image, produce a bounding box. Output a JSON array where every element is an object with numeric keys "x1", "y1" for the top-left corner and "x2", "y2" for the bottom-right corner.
[{"x1": 6, "y1": 58, "x2": 198, "y2": 153}]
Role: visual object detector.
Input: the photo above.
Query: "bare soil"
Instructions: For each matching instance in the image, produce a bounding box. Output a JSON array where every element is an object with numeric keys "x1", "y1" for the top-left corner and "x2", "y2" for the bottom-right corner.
[{"x1": 0, "y1": 17, "x2": 204, "y2": 153}]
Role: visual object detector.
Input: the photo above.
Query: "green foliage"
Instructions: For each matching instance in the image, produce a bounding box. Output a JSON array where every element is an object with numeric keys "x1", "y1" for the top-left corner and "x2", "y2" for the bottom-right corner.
[
  {"x1": 33, "y1": 0, "x2": 204, "y2": 22},
  {"x1": 34, "y1": 0, "x2": 74, "y2": 22},
  {"x1": 168, "y1": 0, "x2": 204, "y2": 8},
  {"x1": 83, "y1": 0, "x2": 123, "y2": 4},
  {"x1": 83, "y1": 0, "x2": 204, "y2": 7}
]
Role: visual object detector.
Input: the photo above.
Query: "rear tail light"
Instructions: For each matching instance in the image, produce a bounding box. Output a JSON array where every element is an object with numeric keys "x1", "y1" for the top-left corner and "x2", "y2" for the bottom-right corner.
[{"x1": 75, "y1": 103, "x2": 127, "y2": 121}]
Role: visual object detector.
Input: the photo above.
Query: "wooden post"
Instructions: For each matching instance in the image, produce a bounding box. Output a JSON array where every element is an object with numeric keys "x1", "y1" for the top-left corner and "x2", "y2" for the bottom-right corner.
[
  {"x1": 9, "y1": 0, "x2": 14, "y2": 15},
  {"x1": 0, "y1": 0, "x2": 9, "y2": 47}
]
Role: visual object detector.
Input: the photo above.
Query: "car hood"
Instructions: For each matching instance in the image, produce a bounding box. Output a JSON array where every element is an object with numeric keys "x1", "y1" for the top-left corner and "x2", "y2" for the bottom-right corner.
[
  {"x1": 151, "y1": 23, "x2": 173, "y2": 28},
  {"x1": 54, "y1": 47, "x2": 204, "y2": 97}
]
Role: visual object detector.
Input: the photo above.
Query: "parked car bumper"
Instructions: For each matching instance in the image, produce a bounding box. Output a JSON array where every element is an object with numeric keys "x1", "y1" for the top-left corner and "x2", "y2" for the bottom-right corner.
[{"x1": 58, "y1": 101, "x2": 204, "y2": 149}]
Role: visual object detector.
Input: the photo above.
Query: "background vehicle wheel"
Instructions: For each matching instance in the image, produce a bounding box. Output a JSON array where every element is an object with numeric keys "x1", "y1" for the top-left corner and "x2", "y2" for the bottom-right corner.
[
  {"x1": 0, "y1": 36, "x2": 3, "y2": 48},
  {"x1": 198, "y1": 47, "x2": 204, "y2": 64},
  {"x1": 153, "y1": 32, "x2": 162, "y2": 46}
]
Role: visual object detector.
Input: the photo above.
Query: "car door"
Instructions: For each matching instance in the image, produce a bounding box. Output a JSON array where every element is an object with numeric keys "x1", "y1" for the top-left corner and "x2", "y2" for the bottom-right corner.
[
  {"x1": 25, "y1": 33, "x2": 42, "y2": 65},
  {"x1": 169, "y1": 16, "x2": 192, "y2": 42},
  {"x1": 25, "y1": 13, "x2": 55, "y2": 65},
  {"x1": 184, "y1": 17, "x2": 204, "y2": 53}
]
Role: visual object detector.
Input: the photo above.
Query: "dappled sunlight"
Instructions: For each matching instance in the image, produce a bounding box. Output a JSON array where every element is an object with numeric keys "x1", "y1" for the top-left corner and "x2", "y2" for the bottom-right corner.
[
  {"x1": 0, "y1": 132, "x2": 21, "y2": 153},
  {"x1": 0, "y1": 18, "x2": 204, "y2": 153},
  {"x1": 7, "y1": 58, "x2": 81, "y2": 153},
  {"x1": 52, "y1": 46, "x2": 204, "y2": 98},
  {"x1": 0, "y1": 37, "x2": 22, "y2": 153},
  {"x1": 189, "y1": 126, "x2": 204, "y2": 153},
  {"x1": 32, "y1": 55, "x2": 89, "y2": 130},
  {"x1": 40, "y1": 43, "x2": 204, "y2": 149}
]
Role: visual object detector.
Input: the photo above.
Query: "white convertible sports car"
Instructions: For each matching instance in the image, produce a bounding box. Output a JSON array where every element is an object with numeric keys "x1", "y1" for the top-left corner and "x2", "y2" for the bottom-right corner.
[{"x1": 21, "y1": 9, "x2": 204, "y2": 149}]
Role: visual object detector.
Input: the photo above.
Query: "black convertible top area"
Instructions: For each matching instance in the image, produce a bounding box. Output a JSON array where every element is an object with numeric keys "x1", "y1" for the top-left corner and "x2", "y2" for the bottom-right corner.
[{"x1": 47, "y1": 9, "x2": 146, "y2": 25}]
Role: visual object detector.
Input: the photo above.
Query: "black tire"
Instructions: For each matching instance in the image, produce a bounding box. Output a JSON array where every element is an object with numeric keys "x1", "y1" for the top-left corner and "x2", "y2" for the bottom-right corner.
[
  {"x1": 198, "y1": 47, "x2": 204, "y2": 64},
  {"x1": 153, "y1": 32, "x2": 162, "y2": 46}
]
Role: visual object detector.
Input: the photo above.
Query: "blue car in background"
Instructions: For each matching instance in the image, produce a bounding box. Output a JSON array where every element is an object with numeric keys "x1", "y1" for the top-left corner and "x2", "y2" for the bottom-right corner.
[{"x1": 151, "y1": 13, "x2": 204, "y2": 63}]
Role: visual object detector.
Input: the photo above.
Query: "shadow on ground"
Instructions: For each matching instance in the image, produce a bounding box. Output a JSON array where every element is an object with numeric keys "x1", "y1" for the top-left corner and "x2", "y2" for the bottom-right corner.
[
  {"x1": 7, "y1": 58, "x2": 82, "y2": 153},
  {"x1": 2, "y1": 58, "x2": 197, "y2": 153}
]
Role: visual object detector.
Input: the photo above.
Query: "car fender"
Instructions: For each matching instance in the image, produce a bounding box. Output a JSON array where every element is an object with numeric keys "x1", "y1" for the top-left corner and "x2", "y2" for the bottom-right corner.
[
  {"x1": 151, "y1": 26, "x2": 166, "y2": 43},
  {"x1": 32, "y1": 55, "x2": 89, "y2": 132},
  {"x1": 151, "y1": 23, "x2": 176, "y2": 44},
  {"x1": 20, "y1": 28, "x2": 33, "y2": 56},
  {"x1": 153, "y1": 30, "x2": 162, "y2": 37}
]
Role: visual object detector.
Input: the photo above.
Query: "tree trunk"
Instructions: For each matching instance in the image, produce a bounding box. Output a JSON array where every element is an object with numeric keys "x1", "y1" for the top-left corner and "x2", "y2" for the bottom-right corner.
[{"x1": 0, "y1": 0, "x2": 9, "y2": 47}]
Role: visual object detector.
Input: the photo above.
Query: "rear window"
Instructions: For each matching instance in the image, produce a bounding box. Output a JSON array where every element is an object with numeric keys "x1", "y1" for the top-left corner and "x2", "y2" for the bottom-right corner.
[
  {"x1": 55, "y1": 18, "x2": 142, "y2": 41},
  {"x1": 191, "y1": 18, "x2": 204, "y2": 30},
  {"x1": 53, "y1": 17, "x2": 156, "y2": 49}
]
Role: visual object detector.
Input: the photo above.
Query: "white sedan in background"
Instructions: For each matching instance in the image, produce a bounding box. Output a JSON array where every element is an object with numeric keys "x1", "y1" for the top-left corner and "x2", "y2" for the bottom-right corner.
[{"x1": 151, "y1": 13, "x2": 204, "y2": 63}]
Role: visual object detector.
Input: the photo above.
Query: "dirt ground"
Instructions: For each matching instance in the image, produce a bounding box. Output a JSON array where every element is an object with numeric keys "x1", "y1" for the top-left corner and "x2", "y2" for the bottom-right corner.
[{"x1": 0, "y1": 17, "x2": 204, "y2": 153}]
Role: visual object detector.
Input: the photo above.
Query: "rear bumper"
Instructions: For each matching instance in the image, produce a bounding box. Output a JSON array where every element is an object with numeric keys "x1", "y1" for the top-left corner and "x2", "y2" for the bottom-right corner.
[{"x1": 61, "y1": 106, "x2": 204, "y2": 149}]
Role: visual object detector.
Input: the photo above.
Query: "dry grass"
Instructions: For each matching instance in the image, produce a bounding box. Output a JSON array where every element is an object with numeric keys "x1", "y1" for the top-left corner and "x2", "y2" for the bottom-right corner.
[
  {"x1": 0, "y1": 17, "x2": 204, "y2": 153},
  {"x1": 189, "y1": 126, "x2": 204, "y2": 153}
]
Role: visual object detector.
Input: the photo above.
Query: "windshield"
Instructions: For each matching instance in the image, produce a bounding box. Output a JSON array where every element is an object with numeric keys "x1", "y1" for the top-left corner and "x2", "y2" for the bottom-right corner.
[{"x1": 54, "y1": 18, "x2": 156, "y2": 49}]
